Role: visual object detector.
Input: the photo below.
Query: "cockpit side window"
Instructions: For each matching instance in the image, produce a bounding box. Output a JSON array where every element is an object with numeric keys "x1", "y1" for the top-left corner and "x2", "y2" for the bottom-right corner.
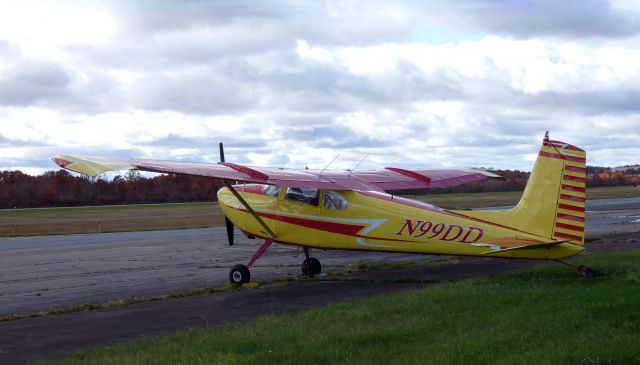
[
  {"x1": 323, "y1": 190, "x2": 349, "y2": 210},
  {"x1": 285, "y1": 187, "x2": 320, "y2": 206},
  {"x1": 263, "y1": 185, "x2": 280, "y2": 197}
]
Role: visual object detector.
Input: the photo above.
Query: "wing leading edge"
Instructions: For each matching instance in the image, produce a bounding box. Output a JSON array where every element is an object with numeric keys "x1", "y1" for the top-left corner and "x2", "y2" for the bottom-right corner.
[{"x1": 52, "y1": 154, "x2": 501, "y2": 192}]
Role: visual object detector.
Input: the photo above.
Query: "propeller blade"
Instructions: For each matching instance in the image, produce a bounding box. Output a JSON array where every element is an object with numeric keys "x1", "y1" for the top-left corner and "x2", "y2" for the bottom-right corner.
[
  {"x1": 225, "y1": 217, "x2": 234, "y2": 246},
  {"x1": 220, "y1": 142, "x2": 233, "y2": 245}
]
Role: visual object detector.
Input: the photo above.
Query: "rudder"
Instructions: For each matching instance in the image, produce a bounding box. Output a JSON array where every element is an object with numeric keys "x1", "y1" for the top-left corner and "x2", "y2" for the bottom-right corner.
[{"x1": 458, "y1": 132, "x2": 586, "y2": 245}]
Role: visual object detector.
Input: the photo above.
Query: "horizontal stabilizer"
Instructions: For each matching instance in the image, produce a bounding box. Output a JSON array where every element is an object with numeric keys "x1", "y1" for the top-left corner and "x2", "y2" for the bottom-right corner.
[{"x1": 482, "y1": 240, "x2": 570, "y2": 255}]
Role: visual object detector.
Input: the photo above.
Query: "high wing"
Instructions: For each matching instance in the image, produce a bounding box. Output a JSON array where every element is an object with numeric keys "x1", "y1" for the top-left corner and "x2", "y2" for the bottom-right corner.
[{"x1": 52, "y1": 154, "x2": 501, "y2": 192}]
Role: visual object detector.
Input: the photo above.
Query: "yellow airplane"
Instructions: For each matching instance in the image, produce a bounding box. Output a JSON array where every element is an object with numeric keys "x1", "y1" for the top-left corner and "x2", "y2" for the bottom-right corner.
[{"x1": 52, "y1": 132, "x2": 590, "y2": 285}]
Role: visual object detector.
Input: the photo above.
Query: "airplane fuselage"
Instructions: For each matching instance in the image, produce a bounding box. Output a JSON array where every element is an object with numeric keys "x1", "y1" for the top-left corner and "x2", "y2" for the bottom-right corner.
[{"x1": 218, "y1": 184, "x2": 584, "y2": 260}]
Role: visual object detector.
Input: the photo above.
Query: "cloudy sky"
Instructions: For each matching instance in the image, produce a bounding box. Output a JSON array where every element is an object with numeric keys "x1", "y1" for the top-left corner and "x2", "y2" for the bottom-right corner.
[{"x1": 1, "y1": 0, "x2": 639, "y2": 175}]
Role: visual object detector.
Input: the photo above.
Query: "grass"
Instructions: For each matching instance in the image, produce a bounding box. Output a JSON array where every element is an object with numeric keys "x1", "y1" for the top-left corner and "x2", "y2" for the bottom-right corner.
[
  {"x1": 1, "y1": 186, "x2": 638, "y2": 237},
  {"x1": 0, "y1": 202, "x2": 225, "y2": 237},
  {"x1": 42, "y1": 249, "x2": 640, "y2": 365}
]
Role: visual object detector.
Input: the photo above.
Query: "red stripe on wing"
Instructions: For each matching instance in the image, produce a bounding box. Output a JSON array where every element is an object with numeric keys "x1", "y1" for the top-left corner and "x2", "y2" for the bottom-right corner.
[{"x1": 385, "y1": 167, "x2": 432, "y2": 185}]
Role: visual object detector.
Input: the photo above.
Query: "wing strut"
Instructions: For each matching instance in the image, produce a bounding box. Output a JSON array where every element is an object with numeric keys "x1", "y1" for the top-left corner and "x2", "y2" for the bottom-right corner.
[{"x1": 221, "y1": 180, "x2": 276, "y2": 239}]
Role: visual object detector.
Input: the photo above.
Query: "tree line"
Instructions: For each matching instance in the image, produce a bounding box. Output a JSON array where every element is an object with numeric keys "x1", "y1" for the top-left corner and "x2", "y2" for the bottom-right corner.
[
  {"x1": 0, "y1": 170, "x2": 222, "y2": 209},
  {"x1": 0, "y1": 167, "x2": 638, "y2": 209}
]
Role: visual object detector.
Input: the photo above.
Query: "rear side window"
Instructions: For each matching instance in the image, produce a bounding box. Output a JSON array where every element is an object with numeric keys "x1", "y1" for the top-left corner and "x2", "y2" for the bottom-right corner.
[
  {"x1": 323, "y1": 190, "x2": 348, "y2": 210},
  {"x1": 285, "y1": 187, "x2": 320, "y2": 206},
  {"x1": 263, "y1": 185, "x2": 280, "y2": 197}
]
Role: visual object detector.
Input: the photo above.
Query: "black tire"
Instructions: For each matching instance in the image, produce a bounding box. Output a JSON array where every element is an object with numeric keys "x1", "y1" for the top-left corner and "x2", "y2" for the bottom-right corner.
[
  {"x1": 229, "y1": 264, "x2": 250, "y2": 286},
  {"x1": 301, "y1": 257, "x2": 322, "y2": 277}
]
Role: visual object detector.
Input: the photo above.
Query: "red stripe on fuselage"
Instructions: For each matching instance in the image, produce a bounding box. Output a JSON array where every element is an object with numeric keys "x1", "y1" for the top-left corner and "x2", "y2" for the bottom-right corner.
[{"x1": 257, "y1": 212, "x2": 365, "y2": 236}]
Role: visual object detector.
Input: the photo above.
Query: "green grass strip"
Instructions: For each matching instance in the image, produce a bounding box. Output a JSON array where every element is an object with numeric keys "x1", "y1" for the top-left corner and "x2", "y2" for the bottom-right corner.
[{"x1": 43, "y1": 250, "x2": 640, "y2": 365}]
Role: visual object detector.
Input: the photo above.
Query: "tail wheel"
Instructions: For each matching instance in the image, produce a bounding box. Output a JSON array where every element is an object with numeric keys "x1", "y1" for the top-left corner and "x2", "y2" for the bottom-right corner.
[
  {"x1": 301, "y1": 257, "x2": 322, "y2": 277},
  {"x1": 229, "y1": 264, "x2": 250, "y2": 286}
]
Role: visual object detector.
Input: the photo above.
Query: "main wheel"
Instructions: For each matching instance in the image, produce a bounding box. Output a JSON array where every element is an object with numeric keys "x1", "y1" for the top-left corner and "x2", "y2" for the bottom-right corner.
[
  {"x1": 301, "y1": 257, "x2": 322, "y2": 277},
  {"x1": 229, "y1": 264, "x2": 250, "y2": 286}
]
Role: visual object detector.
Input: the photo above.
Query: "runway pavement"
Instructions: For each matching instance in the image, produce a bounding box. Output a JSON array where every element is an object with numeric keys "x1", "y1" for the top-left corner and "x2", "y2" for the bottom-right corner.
[
  {"x1": 0, "y1": 228, "x2": 430, "y2": 316},
  {"x1": 0, "y1": 197, "x2": 638, "y2": 317}
]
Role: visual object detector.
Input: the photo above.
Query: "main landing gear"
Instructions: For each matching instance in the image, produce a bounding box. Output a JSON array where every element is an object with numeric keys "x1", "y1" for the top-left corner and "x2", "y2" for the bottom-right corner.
[
  {"x1": 301, "y1": 247, "x2": 322, "y2": 277},
  {"x1": 228, "y1": 239, "x2": 323, "y2": 286}
]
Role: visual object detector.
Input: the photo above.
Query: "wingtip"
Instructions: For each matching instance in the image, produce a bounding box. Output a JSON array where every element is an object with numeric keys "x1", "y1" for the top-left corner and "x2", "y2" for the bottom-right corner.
[{"x1": 52, "y1": 155, "x2": 73, "y2": 169}]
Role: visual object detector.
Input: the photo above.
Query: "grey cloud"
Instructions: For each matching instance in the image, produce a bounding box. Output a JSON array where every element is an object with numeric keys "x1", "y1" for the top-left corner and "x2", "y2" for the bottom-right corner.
[
  {"x1": 520, "y1": 89, "x2": 640, "y2": 115},
  {"x1": 0, "y1": 50, "x2": 122, "y2": 113},
  {"x1": 138, "y1": 134, "x2": 267, "y2": 151},
  {"x1": 131, "y1": 71, "x2": 259, "y2": 114},
  {"x1": 277, "y1": 124, "x2": 393, "y2": 149},
  {"x1": 0, "y1": 135, "x2": 48, "y2": 149},
  {"x1": 439, "y1": 0, "x2": 640, "y2": 39},
  {"x1": 0, "y1": 61, "x2": 72, "y2": 106},
  {"x1": 113, "y1": 1, "x2": 414, "y2": 45},
  {"x1": 114, "y1": 1, "x2": 296, "y2": 33},
  {"x1": 74, "y1": 1, "x2": 415, "y2": 72}
]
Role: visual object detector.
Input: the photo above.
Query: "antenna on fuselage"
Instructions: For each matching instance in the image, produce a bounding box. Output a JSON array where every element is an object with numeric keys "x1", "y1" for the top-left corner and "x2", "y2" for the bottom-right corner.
[
  {"x1": 219, "y1": 142, "x2": 225, "y2": 163},
  {"x1": 319, "y1": 154, "x2": 340, "y2": 176},
  {"x1": 351, "y1": 155, "x2": 369, "y2": 172}
]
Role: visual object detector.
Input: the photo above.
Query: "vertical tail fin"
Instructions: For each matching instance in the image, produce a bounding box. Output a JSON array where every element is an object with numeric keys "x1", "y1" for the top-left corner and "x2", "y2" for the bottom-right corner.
[{"x1": 460, "y1": 132, "x2": 586, "y2": 245}]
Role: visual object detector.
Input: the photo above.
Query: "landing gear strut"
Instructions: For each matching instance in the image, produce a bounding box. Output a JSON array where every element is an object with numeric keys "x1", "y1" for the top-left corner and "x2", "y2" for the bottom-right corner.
[
  {"x1": 301, "y1": 247, "x2": 322, "y2": 277},
  {"x1": 227, "y1": 240, "x2": 323, "y2": 286},
  {"x1": 228, "y1": 238, "x2": 273, "y2": 286}
]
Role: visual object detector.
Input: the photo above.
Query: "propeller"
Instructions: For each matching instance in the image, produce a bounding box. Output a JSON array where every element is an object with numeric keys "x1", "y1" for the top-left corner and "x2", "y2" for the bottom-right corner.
[
  {"x1": 220, "y1": 142, "x2": 234, "y2": 246},
  {"x1": 225, "y1": 217, "x2": 234, "y2": 246}
]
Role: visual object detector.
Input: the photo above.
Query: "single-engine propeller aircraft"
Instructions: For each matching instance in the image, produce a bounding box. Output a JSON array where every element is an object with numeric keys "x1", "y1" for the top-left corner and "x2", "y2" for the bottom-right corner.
[{"x1": 52, "y1": 132, "x2": 592, "y2": 285}]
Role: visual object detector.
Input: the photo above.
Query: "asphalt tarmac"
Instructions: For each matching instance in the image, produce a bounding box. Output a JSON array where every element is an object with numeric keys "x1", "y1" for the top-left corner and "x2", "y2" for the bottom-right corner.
[{"x1": 0, "y1": 228, "x2": 431, "y2": 316}]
